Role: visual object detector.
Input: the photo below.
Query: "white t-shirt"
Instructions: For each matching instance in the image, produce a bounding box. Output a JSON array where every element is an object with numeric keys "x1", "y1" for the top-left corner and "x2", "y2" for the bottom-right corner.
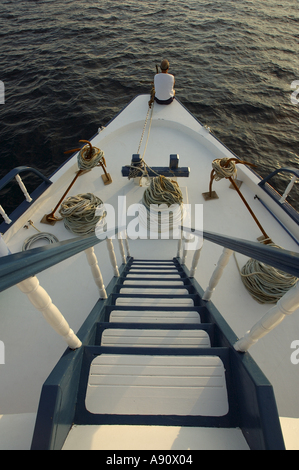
[{"x1": 154, "y1": 73, "x2": 175, "y2": 101}]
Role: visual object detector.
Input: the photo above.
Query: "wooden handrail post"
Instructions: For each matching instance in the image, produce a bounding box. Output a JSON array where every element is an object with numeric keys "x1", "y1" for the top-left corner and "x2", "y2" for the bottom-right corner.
[
  {"x1": 85, "y1": 247, "x2": 107, "y2": 299},
  {"x1": 17, "y1": 276, "x2": 82, "y2": 349},
  {"x1": 202, "y1": 248, "x2": 233, "y2": 300},
  {"x1": 106, "y1": 238, "x2": 120, "y2": 277}
]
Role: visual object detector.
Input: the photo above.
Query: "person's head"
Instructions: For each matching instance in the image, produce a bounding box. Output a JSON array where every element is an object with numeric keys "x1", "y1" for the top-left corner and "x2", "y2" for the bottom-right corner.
[{"x1": 160, "y1": 59, "x2": 169, "y2": 72}]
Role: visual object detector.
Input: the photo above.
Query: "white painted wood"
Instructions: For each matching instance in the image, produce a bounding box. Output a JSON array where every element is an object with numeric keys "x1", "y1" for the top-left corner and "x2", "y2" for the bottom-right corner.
[
  {"x1": 86, "y1": 354, "x2": 228, "y2": 416},
  {"x1": 115, "y1": 297, "x2": 194, "y2": 307},
  {"x1": 117, "y1": 237, "x2": 127, "y2": 264},
  {"x1": 15, "y1": 174, "x2": 33, "y2": 203},
  {"x1": 17, "y1": 276, "x2": 82, "y2": 349},
  {"x1": 131, "y1": 261, "x2": 175, "y2": 265},
  {"x1": 110, "y1": 310, "x2": 201, "y2": 324},
  {"x1": 0, "y1": 205, "x2": 12, "y2": 224},
  {"x1": 280, "y1": 175, "x2": 297, "y2": 203},
  {"x1": 129, "y1": 269, "x2": 178, "y2": 273},
  {"x1": 119, "y1": 287, "x2": 189, "y2": 295},
  {"x1": 202, "y1": 248, "x2": 233, "y2": 301},
  {"x1": 235, "y1": 281, "x2": 299, "y2": 352},
  {"x1": 101, "y1": 328, "x2": 211, "y2": 348},
  {"x1": 123, "y1": 279, "x2": 184, "y2": 286},
  {"x1": 84, "y1": 247, "x2": 107, "y2": 299},
  {"x1": 124, "y1": 235, "x2": 131, "y2": 258},
  {"x1": 106, "y1": 238, "x2": 120, "y2": 277},
  {"x1": 189, "y1": 247, "x2": 203, "y2": 278},
  {"x1": 126, "y1": 273, "x2": 181, "y2": 278}
]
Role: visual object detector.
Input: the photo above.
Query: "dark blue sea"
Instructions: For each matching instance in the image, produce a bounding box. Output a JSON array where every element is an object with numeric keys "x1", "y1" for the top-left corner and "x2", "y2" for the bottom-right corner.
[{"x1": 0, "y1": 0, "x2": 298, "y2": 211}]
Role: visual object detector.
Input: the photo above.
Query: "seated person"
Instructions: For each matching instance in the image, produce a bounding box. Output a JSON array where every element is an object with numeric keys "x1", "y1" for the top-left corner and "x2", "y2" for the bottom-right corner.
[{"x1": 153, "y1": 59, "x2": 175, "y2": 105}]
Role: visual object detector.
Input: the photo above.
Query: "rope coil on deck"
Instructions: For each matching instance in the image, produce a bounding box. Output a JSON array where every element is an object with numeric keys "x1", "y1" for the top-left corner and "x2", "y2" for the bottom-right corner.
[
  {"x1": 59, "y1": 193, "x2": 106, "y2": 235},
  {"x1": 235, "y1": 247, "x2": 298, "y2": 304},
  {"x1": 142, "y1": 176, "x2": 183, "y2": 209},
  {"x1": 22, "y1": 233, "x2": 59, "y2": 251},
  {"x1": 212, "y1": 158, "x2": 237, "y2": 181}
]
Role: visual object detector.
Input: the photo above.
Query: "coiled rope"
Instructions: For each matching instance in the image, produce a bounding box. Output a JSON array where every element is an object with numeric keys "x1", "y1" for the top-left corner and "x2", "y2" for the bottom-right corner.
[
  {"x1": 77, "y1": 144, "x2": 105, "y2": 171},
  {"x1": 234, "y1": 247, "x2": 298, "y2": 304},
  {"x1": 59, "y1": 193, "x2": 106, "y2": 235},
  {"x1": 212, "y1": 157, "x2": 238, "y2": 181},
  {"x1": 22, "y1": 233, "x2": 59, "y2": 251},
  {"x1": 141, "y1": 176, "x2": 184, "y2": 234},
  {"x1": 142, "y1": 176, "x2": 183, "y2": 209}
]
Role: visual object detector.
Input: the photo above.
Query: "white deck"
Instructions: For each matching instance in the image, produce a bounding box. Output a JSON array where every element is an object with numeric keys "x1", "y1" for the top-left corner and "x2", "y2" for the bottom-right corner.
[
  {"x1": 0, "y1": 95, "x2": 299, "y2": 449},
  {"x1": 62, "y1": 425, "x2": 250, "y2": 451}
]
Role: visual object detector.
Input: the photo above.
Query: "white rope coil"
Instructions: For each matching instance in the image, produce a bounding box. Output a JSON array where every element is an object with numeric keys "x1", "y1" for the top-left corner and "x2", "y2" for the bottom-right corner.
[
  {"x1": 22, "y1": 233, "x2": 59, "y2": 251},
  {"x1": 212, "y1": 158, "x2": 237, "y2": 181},
  {"x1": 235, "y1": 247, "x2": 298, "y2": 304},
  {"x1": 142, "y1": 176, "x2": 183, "y2": 209},
  {"x1": 59, "y1": 193, "x2": 106, "y2": 235},
  {"x1": 77, "y1": 145, "x2": 105, "y2": 171}
]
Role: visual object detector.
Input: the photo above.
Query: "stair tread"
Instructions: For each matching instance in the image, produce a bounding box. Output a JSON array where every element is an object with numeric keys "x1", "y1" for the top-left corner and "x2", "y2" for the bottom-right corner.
[
  {"x1": 119, "y1": 288, "x2": 189, "y2": 294},
  {"x1": 109, "y1": 310, "x2": 201, "y2": 324},
  {"x1": 125, "y1": 273, "x2": 182, "y2": 278},
  {"x1": 123, "y1": 280, "x2": 185, "y2": 286},
  {"x1": 85, "y1": 354, "x2": 229, "y2": 417},
  {"x1": 115, "y1": 297, "x2": 194, "y2": 307},
  {"x1": 101, "y1": 328, "x2": 211, "y2": 348}
]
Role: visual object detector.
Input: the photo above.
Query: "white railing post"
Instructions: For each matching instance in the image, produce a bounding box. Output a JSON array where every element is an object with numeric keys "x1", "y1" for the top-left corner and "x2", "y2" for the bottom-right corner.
[
  {"x1": 84, "y1": 247, "x2": 107, "y2": 299},
  {"x1": 0, "y1": 205, "x2": 12, "y2": 224},
  {"x1": 17, "y1": 276, "x2": 82, "y2": 349},
  {"x1": 202, "y1": 248, "x2": 233, "y2": 300},
  {"x1": 189, "y1": 247, "x2": 203, "y2": 278},
  {"x1": 106, "y1": 238, "x2": 120, "y2": 277},
  {"x1": 234, "y1": 281, "x2": 299, "y2": 352},
  {"x1": 177, "y1": 237, "x2": 182, "y2": 258},
  {"x1": 15, "y1": 174, "x2": 33, "y2": 203},
  {"x1": 117, "y1": 233, "x2": 127, "y2": 264},
  {"x1": 280, "y1": 175, "x2": 297, "y2": 203},
  {"x1": 124, "y1": 232, "x2": 131, "y2": 258}
]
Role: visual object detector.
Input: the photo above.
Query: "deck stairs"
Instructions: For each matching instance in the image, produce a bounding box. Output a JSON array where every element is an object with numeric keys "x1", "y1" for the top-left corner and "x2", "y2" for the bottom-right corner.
[{"x1": 31, "y1": 257, "x2": 285, "y2": 450}]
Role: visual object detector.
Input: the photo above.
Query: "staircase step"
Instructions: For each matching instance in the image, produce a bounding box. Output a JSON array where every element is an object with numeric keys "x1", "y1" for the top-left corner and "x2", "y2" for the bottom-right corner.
[
  {"x1": 131, "y1": 260, "x2": 176, "y2": 265},
  {"x1": 85, "y1": 354, "x2": 229, "y2": 417},
  {"x1": 108, "y1": 309, "x2": 202, "y2": 324},
  {"x1": 115, "y1": 296, "x2": 195, "y2": 307},
  {"x1": 100, "y1": 328, "x2": 211, "y2": 348},
  {"x1": 125, "y1": 272, "x2": 182, "y2": 278},
  {"x1": 122, "y1": 279, "x2": 185, "y2": 286},
  {"x1": 128, "y1": 269, "x2": 179, "y2": 273},
  {"x1": 118, "y1": 287, "x2": 189, "y2": 295}
]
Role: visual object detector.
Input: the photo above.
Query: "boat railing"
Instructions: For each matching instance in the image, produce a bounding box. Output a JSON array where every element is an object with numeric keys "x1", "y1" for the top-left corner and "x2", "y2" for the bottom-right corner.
[
  {"x1": 181, "y1": 227, "x2": 299, "y2": 353},
  {"x1": 0, "y1": 224, "x2": 298, "y2": 353},
  {"x1": 0, "y1": 226, "x2": 129, "y2": 349},
  {"x1": 257, "y1": 167, "x2": 299, "y2": 225},
  {"x1": 0, "y1": 166, "x2": 52, "y2": 225}
]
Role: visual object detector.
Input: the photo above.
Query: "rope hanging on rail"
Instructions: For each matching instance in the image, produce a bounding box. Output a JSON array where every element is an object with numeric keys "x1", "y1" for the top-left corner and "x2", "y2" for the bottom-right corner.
[
  {"x1": 234, "y1": 247, "x2": 298, "y2": 304},
  {"x1": 59, "y1": 193, "x2": 106, "y2": 235}
]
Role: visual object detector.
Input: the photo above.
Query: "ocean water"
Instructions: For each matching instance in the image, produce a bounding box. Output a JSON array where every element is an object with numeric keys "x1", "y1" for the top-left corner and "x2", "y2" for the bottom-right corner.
[{"x1": 0, "y1": 0, "x2": 298, "y2": 212}]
